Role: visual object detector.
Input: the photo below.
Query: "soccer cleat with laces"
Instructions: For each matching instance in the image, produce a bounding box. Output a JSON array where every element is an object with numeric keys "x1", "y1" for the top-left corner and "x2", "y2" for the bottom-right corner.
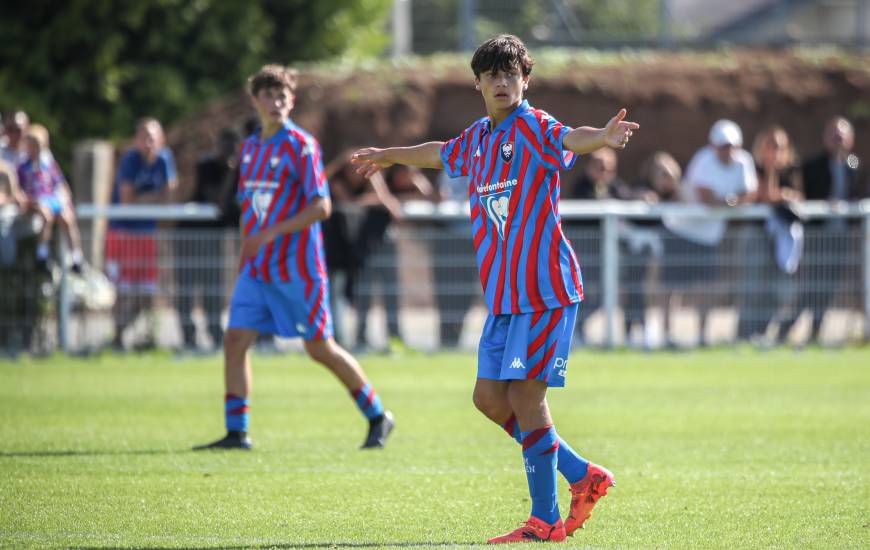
[
  {"x1": 361, "y1": 410, "x2": 395, "y2": 449},
  {"x1": 192, "y1": 431, "x2": 252, "y2": 451},
  {"x1": 487, "y1": 516, "x2": 566, "y2": 544},
  {"x1": 564, "y1": 463, "x2": 615, "y2": 535}
]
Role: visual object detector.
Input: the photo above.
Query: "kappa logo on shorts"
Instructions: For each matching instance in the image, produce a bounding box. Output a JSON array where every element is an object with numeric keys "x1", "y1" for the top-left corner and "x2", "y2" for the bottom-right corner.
[
  {"x1": 296, "y1": 323, "x2": 307, "y2": 334},
  {"x1": 510, "y1": 356, "x2": 525, "y2": 369}
]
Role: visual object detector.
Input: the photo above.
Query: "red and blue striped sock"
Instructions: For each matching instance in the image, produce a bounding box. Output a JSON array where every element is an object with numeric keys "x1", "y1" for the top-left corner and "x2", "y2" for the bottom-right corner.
[
  {"x1": 504, "y1": 414, "x2": 589, "y2": 484},
  {"x1": 521, "y1": 425, "x2": 561, "y2": 524},
  {"x1": 225, "y1": 393, "x2": 249, "y2": 433},
  {"x1": 351, "y1": 383, "x2": 385, "y2": 421}
]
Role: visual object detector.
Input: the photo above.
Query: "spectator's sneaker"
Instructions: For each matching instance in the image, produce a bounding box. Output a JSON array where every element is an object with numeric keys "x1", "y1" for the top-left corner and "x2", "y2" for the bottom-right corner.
[
  {"x1": 192, "y1": 431, "x2": 252, "y2": 451},
  {"x1": 361, "y1": 410, "x2": 394, "y2": 449},
  {"x1": 487, "y1": 516, "x2": 566, "y2": 544},
  {"x1": 565, "y1": 463, "x2": 615, "y2": 535}
]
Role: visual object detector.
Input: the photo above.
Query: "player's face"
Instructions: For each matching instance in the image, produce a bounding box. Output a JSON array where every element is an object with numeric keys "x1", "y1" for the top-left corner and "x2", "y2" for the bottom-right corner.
[
  {"x1": 253, "y1": 86, "x2": 294, "y2": 126},
  {"x1": 475, "y1": 66, "x2": 528, "y2": 111}
]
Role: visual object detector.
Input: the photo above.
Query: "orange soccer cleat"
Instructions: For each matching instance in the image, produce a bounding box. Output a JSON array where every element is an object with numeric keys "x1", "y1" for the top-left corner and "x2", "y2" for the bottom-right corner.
[
  {"x1": 487, "y1": 516, "x2": 567, "y2": 544},
  {"x1": 564, "y1": 463, "x2": 615, "y2": 536}
]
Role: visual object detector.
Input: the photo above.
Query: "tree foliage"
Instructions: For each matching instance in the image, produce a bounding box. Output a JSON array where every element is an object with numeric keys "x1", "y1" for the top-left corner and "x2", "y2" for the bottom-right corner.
[{"x1": 0, "y1": 0, "x2": 391, "y2": 166}]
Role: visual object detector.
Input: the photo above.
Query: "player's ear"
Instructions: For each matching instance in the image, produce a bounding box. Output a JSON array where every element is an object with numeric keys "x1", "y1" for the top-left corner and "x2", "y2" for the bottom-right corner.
[
  {"x1": 474, "y1": 76, "x2": 480, "y2": 91},
  {"x1": 522, "y1": 74, "x2": 530, "y2": 91}
]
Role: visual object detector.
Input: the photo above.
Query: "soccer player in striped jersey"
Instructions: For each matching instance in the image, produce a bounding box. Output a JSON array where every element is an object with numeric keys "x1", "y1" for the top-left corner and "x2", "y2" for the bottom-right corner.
[
  {"x1": 352, "y1": 35, "x2": 638, "y2": 543},
  {"x1": 194, "y1": 65, "x2": 394, "y2": 451}
]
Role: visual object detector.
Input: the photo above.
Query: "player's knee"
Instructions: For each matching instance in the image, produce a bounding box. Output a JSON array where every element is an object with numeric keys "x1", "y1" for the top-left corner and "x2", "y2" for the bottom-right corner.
[
  {"x1": 303, "y1": 338, "x2": 335, "y2": 365},
  {"x1": 223, "y1": 330, "x2": 250, "y2": 358},
  {"x1": 472, "y1": 385, "x2": 504, "y2": 418}
]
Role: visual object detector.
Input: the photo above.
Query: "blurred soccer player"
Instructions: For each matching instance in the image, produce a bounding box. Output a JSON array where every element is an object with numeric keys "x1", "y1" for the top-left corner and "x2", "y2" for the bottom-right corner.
[
  {"x1": 194, "y1": 65, "x2": 394, "y2": 451},
  {"x1": 352, "y1": 35, "x2": 637, "y2": 543}
]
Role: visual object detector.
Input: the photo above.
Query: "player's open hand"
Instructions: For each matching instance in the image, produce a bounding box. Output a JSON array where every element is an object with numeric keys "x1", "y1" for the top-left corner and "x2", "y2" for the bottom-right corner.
[
  {"x1": 603, "y1": 109, "x2": 640, "y2": 149},
  {"x1": 351, "y1": 148, "x2": 394, "y2": 179}
]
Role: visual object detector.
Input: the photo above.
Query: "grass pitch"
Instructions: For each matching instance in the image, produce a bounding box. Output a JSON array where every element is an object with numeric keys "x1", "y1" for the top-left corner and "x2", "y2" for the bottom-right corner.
[{"x1": 1, "y1": 348, "x2": 868, "y2": 549}]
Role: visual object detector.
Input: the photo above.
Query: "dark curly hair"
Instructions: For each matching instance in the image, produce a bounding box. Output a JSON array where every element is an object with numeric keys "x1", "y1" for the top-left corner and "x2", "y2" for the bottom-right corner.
[{"x1": 470, "y1": 35, "x2": 534, "y2": 78}]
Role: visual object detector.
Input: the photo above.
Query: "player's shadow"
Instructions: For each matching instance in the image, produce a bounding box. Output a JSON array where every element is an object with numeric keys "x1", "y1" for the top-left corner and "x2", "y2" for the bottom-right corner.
[{"x1": 0, "y1": 449, "x2": 183, "y2": 457}]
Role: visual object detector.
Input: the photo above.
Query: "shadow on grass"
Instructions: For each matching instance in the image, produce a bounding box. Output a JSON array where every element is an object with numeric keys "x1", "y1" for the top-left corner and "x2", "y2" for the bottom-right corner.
[
  {"x1": 0, "y1": 449, "x2": 184, "y2": 458},
  {"x1": 76, "y1": 543, "x2": 485, "y2": 549}
]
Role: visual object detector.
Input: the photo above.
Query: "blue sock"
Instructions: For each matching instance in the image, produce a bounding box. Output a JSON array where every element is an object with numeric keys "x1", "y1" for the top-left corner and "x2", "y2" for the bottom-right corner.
[
  {"x1": 520, "y1": 425, "x2": 560, "y2": 524},
  {"x1": 225, "y1": 393, "x2": 249, "y2": 433},
  {"x1": 351, "y1": 383, "x2": 385, "y2": 421},
  {"x1": 504, "y1": 415, "x2": 588, "y2": 484}
]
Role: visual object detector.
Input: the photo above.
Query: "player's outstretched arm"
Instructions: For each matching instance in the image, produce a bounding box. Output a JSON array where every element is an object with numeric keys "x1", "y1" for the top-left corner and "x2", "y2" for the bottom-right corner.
[
  {"x1": 351, "y1": 142, "x2": 444, "y2": 178},
  {"x1": 564, "y1": 108, "x2": 640, "y2": 155}
]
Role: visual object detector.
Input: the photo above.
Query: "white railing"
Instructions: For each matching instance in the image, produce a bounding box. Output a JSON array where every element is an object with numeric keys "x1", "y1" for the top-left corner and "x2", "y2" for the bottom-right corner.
[{"x1": 38, "y1": 199, "x2": 870, "y2": 352}]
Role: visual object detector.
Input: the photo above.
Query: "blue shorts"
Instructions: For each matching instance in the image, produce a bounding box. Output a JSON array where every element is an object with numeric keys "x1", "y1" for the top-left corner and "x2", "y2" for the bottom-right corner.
[
  {"x1": 38, "y1": 195, "x2": 63, "y2": 215},
  {"x1": 478, "y1": 303, "x2": 579, "y2": 388},
  {"x1": 227, "y1": 272, "x2": 333, "y2": 340}
]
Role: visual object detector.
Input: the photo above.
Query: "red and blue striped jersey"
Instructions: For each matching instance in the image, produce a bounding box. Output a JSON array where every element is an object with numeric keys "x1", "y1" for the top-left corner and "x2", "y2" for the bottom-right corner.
[
  {"x1": 238, "y1": 119, "x2": 329, "y2": 287},
  {"x1": 440, "y1": 100, "x2": 584, "y2": 314}
]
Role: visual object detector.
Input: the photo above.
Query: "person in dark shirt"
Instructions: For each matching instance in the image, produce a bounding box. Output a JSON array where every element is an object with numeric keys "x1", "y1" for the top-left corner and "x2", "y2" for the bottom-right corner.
[
  {"x1": 778, "y1": 117, "x2": 864, "y2": 344},
  {"x1": 173, "y1": 128, "x2": 241, "y2": 351}
]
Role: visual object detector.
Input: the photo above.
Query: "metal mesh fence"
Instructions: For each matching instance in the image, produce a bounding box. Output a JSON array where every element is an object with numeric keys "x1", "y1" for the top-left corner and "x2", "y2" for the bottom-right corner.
[{"x1": 0, "y1": 202, "x2": 867, "y2": 355}]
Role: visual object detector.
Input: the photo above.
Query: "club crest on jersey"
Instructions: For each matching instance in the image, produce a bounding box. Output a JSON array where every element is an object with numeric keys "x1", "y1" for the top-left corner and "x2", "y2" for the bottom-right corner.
[
  {"x1": 269, "y1": 157, "x2": 279, "y2": 168},
  {"x1": 481, "y1": 190, "x2": 512, "y2": 240},
  {"x1": 500, "y1": 141, "x2": 514, "y2": 162}
]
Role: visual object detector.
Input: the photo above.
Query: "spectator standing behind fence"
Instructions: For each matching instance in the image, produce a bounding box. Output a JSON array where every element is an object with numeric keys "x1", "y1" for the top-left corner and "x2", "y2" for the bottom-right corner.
[
  {"x1": 662, "y1": 120, "x2": 757, "y2": 346},
  {"x1": 433, "y1": 170, "x2": 477, "y2": 348},
  {"x1": 777, "y1": 116, "x2": 864, "y2": 344},
  {"x1": 320, "y1": 153, "x2": 394, "y2": 347},
  {"x1": 619, "y1": 152, "x2": 680, "y2": 348},
  {"x1": 17, "y1": 124, "x2": 85, "y2": 274},
  {"x1": 106, "y1": 118, "x2": 178, "y2": 351},
  {"x1": 354, "y1": 164, "x2": 434, "y2": 351},
  {"x1": 173, "y1": 128, "x2": 240, "y2": 352},
  {"x1": 735, "y1": 126, "x2": 804, "y2": 344},
  {"x1": 563, "y1": 148, "x2": 627, "y2": 344}
]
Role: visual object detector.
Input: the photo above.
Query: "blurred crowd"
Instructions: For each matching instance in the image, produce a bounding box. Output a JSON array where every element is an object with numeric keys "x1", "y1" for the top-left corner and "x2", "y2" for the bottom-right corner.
[{"x1": 1, "y1": 108, "x2": 868, "y2": 354}]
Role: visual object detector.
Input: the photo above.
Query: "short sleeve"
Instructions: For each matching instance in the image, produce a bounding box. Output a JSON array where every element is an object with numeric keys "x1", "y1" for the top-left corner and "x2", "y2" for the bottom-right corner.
[
  {"x1": 440, "y1": 125, "x2": 476, "y2": 178},
  {"x1": 117, "y1": 151, "x2": 140, "y2": 184},
  {"x1": 541, "y1": 115, "x2": 576, "y2": 172},
  {"x1": 298, "y1": 137, "x2": 330, "y2": 201},
  {"x1": 161, "y1": 148, "x2": 178, "y2": 182}
]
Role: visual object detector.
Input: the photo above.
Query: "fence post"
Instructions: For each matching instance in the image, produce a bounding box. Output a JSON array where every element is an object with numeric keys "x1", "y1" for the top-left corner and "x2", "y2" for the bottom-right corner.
[
  {"x1": 58, "y1": 236, "x2": 71, "y2": 353},
  {"x1": 601, "y1": 214, "x2": 619, "y2": 348},
  {"x1": 863, "y1": 210, "x2": 870, "y2": 342}
]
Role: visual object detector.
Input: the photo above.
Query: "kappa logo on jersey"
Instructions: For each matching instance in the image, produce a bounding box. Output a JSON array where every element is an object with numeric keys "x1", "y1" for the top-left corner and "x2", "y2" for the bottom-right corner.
[
  {"x1": 510, "y1": 356, "x2": 525, "y2": 369},
  {"x1": 481, "y1": 190, "x2": 512, "y2": 240},
  {"x1": 269, "y1": 157, "x2": 279, "y2": 169},
  {"x1": 243, "y1": 154, "x2": 251, "y2": 163},
  {"x1": 500, "y1": 141, "x2": 514, "y2": 162}
]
